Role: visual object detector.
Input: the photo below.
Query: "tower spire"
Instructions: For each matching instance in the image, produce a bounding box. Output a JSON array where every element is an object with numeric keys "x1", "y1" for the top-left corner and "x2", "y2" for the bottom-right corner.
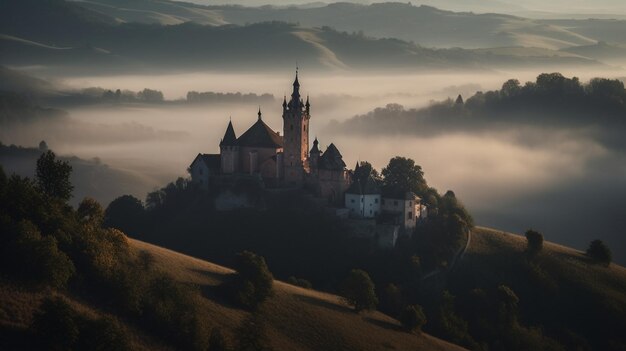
[{"x1": 257, "y1": 106, "x2": 262, "y2": 120}]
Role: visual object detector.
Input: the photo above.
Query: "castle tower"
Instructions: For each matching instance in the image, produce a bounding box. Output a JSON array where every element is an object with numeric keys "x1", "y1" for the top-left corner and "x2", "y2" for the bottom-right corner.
[
  {"x1": 220, "y1": 120, "x2": 239, "y2": 174},
  {"x1": 309, "y1": 137, "x2": 320, "y2": 170},
  {"x1": 282, "y1": 70, "x2": 310, "y2": 186}
]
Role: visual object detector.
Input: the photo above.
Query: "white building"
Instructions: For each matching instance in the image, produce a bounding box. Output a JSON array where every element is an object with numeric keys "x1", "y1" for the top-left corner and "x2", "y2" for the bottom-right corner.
[
  {"x1": 381, "y1": 192, "x2": 424, "y2": 234},
  {"x1": 345, "y1": 175, "x2": 381, "y2": 219}
]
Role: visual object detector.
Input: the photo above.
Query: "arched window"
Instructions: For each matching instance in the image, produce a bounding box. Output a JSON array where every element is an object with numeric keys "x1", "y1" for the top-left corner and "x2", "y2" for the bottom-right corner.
[{"x1": 304, "y1": 125, "x2": 306, "y2": 131}]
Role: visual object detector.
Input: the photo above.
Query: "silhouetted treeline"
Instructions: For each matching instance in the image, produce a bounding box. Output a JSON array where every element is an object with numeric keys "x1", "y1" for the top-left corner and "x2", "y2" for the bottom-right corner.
[
  {"x1": 187, "y1": 91, "x2": 275, "y2": 105},
  {"x1": 332, "y1": 73, "x2": 626, "y2": 150},
  {"x1": 0, "y1": 92, "x2": 67, "y2": 125}
]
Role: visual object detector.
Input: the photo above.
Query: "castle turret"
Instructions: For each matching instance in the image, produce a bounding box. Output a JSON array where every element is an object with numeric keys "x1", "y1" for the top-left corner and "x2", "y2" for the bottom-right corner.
[
  {"x1": 282, "y1": 70, "x2": 310, "y2": 186},
  {"x1": 309, "y1": 137, "x2": 320, "y2": 170},
  {"x1": 220, "y1": 120, "x2": 239, "y2": 174}
]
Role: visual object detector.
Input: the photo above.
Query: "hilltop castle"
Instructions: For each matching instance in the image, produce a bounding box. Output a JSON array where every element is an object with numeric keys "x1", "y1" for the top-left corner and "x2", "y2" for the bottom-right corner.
[
  {"x1": 189, "y1": 70, "x2": 350, "y2": 204},
  {"x1": 189, "y1": 71, "x2": 426, "y2": 243}
]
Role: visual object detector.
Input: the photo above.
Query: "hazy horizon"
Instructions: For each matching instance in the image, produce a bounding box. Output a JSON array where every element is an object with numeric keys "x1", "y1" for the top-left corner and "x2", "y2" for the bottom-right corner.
[{"x1": 3, "y1": 66, "x2": 625, "y2": 263}]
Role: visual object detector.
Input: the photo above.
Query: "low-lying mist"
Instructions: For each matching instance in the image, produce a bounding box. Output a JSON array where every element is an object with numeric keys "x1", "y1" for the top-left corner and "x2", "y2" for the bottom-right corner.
[{"x1": 2, "y1": 68, "x2": 625, "y2": 263}]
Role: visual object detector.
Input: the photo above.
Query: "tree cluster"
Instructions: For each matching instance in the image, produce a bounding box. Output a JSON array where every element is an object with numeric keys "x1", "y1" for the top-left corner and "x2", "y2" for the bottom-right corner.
[{"x1": 0, "y1": 153, "x2": 221, "y2": 350}]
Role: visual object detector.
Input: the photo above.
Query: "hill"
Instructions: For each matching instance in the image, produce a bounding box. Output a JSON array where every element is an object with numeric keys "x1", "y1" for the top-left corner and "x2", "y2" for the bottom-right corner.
[
  {"x1": 447, "y1": 227, "x2": 626, "y2": 350},
  {"x1": 0, "y1": 237, "x2": 464, "y2": 351},
  {"x1": 0, "y1": 143, "x2": 158, "y2": 207},
  {"x1": 0, "y1": 0, "x2": 603, "y2": 73},
  {"x1": 76, "y1": 0, "x2": 612, "y2": 50}
]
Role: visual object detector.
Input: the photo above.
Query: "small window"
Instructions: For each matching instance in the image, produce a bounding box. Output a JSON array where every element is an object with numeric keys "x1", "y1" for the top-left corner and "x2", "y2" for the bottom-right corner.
[
  {"x1": 374, "y1": 198, "x2": 379, "y2": 204},
  {"x1": 407, "y1": 212, "x2": 412, "y2": 220},
  {"x1": 361, "y1": 198, "x2": 364, "y2": 203},
  {"x1": 370, "y1": 210, "x2": 372, "y2": 215},
  {"x1": 290, "y1": 124, "x2": 294, "y2": 131},
  {"x1": 304, "y1": 125, "x2": 306, "y2": 131},
  {"x1": 351, "y1": 199, "x2": 355, "y2": 203}
]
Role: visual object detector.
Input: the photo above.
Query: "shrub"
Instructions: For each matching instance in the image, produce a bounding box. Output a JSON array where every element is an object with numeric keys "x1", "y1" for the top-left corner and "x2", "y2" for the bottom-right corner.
[
  {"x1": 400, "y1": 304, "x2": 427, "y2": 333},
  {"x1": 1, "y1": 220, "x2": 75, "y2": 288},
  {"x1": 32, "y1": 297, "x2": 132, "y2": 351},
  {"x1": 143, "y1": 275, "x2": 210, "y2": 350},
  {"x1": 525, "y1": 229, "x2": 544, "y2": 253},
  {"x1": 31, "y1": 298, "x2": 79, "y2": 350},
  {"x1": 340, "y1": 269, "x2": 378, "y2": 312},
  {"x1": 225, "y1": 251, "x2": 274, "y2": 309},
  {"x1": 586, "y1": 240, "x2": 612, "y2": 266},
  {"x1": 286, "y1": 276, "x2": 311, "y2": 289},
  {"x1": 75, "y1": 316, "x2": 131, "y2": 351}
]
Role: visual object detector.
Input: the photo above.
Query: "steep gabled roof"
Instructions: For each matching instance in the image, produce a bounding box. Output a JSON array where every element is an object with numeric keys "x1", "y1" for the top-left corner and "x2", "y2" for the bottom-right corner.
[
  {"x1": 202, "y1": 154, "x2": 221, "y2": 170},
  {"x1": 362, "y1": 175, "x2": 381, "y2": 194},
  {"x1": 236, "y1": 118, "x2": 283, "y2": 148},
  {"x1": 220, "y1": 120, "x2": 237, "y2": 146},
  {"x1": 190, "y1": 153, "x2": 221, "y2": 171},
  {"x1": 346, "y1": 179, "x2": 363, "y2": 195},
  {"x1": 319, "y1": 143, "x2": 345, "y2": 171},
  {"x1": 346, "y1": 174, "x2": 381, "y2": 195}
]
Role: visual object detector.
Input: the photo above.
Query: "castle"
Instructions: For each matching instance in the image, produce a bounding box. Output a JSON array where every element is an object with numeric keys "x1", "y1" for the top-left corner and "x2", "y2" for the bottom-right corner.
[
  {"x1": 189, "y1": 70, "x2": 350, "y2": 204},
  {"x1": 189, "y1": 71, "x2": 426, "y2": 244}
]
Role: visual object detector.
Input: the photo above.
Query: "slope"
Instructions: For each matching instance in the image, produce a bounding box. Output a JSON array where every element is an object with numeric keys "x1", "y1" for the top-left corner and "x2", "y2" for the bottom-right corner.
[
  {"x1": 0, "y1": 238, "x2": 466, "y2": 351},
  {"x1": 1, "y1": 0, "x2": 603, "y2": 73},
  {"x1": 131, "y1": 239, "x2": 465, "y2": 351},
  {"x1": 76, "y1": 0, "x2": 603, "y2": 49},
  {"x1": 449, "y1": 227, "x2": 626, "y2": 350}
]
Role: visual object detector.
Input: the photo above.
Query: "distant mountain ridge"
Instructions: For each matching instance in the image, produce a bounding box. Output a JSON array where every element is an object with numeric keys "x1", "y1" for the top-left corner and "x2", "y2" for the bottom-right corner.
[
  {"x1": 0, "y1": 0, "x2": 604, "y2": 73},
  {"x1": 75, "y1": 0, "x2": 626, "y2": 50}
]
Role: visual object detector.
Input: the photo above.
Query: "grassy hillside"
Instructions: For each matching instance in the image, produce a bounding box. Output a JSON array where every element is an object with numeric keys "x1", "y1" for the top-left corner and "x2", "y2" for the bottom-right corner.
[
  {"x1": 132, "y1": 239, "x2": 465, "y2": 351},
  {"x1": 448, "y1": 227, "x2": 626, "y2": 350},
  {"x1": 0, "y1": 238, "x2": 465, "y2": 351}
]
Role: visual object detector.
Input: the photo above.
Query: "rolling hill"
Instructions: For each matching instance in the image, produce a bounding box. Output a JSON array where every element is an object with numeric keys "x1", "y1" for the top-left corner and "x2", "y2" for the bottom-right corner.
[
  {"x1": 0, "y1": 237, "x2": 465, "y2": 351},
  {"x1": 0, "y1": 0, "x2": 605, "y2": 73},
  {"x1": 448, "y1": 227, "x2": 626, "y2": 350},
  {"x1": 76, "y1": 0, "x2": 613, "y2": 50}
]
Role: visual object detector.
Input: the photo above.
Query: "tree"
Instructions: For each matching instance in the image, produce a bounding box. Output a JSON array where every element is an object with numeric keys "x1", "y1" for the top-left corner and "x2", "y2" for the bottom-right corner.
[
  {"x1": 340, "y1": 269, "x2": 378, "y2": 312},
  {"x1": 586, "y1": 240, "x2": 612, "y2": 266},
  {"x1": 77, "y1": 197, "x2": 104, "y2": 226},
  {"x1": 103, "y1": 195, "x2": 145, "y2": 237},
  {"x1": 400, "y1": 304, "x2": 427, "y2": 333},
  {"x1": 36, "y1": 150, "x2": 73, "y2": 201},
  {"x1": 525, "y1": 229, "x2": 544, "y2": 253},
  {"x1": 227, "y1": 251, "x2": 274, "y2": 309},
  {"x1": 381, "y1": 157, "x2": 427, "y2": 197},
  {"x1": 501, "y1": 79, "x2": 521, "y2": 97},
  {"x1": 137, "y1": 88, "x2": 164, "y2": 102}
]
